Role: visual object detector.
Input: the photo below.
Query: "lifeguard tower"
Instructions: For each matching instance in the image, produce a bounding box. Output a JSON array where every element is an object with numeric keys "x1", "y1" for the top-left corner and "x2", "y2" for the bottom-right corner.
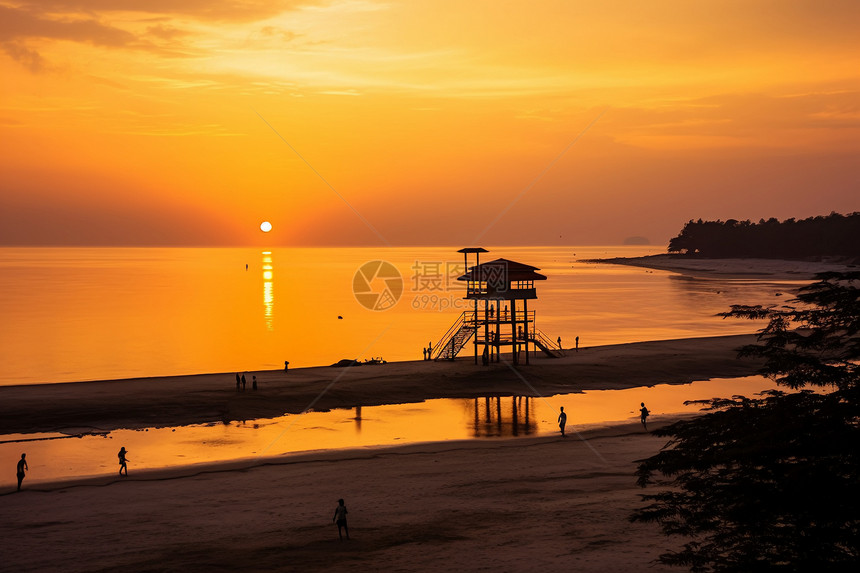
[{"x1": 432, "y1": 248, "x2": 564, "y2": 365}]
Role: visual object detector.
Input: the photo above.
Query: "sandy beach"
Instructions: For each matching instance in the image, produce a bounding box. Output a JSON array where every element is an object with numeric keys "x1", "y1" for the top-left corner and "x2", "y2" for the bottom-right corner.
[
  {"x1": 0, "y1": 334, "x2": 766, "y2": 572},
  {"x1": 587, "y1": 254, "x2": 857, "y2": 280},
  {"x1": 0, "y1": 334, "x2": 761, "y2": 435}
]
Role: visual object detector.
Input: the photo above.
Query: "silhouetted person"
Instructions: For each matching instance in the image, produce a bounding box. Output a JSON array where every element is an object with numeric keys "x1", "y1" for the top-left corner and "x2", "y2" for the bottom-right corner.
[
  {"x1": 422, "y1": 348, "x2": 427, "y2": 361},
  {"x1": 575, "y1": 336, "x2": 579, "y2": 352},
  {"x1": 640, "y1": 402, "x2": 650, "y2": 429},
  {"x1": 241, "y1": 373, "x2": 246, "y2": 391},
  {"x1": 482, "y1": 345, "x2": 489, "y2": 366},
  {"x1": 252, "y1": 375, "x2": 257, "y2": 390},
  {"x1": 118, "y1": 447, "x2": 129, "y2": 476},
  {"x1": 558, "y1": 407, "x2": 567, "y2": 437},
  {"x1": 284, "y1": 361, "x2": 289, "y2": 371},
  {"x1": 427, "y1": 342, "x2": 432, "y2": 356},
  {"x1": 333, "y1": 498, "x2": 349, "y2": 540},
  {"x1": 557, "y1": 336, "x2": 562, "y2": 349},
  {"x1": 16, "y1": 453, "x2": 28, "y2": 491},
  {"x1": 489, "y1": 306, "x2": 495, "y2": 319},
  {"x1": 236, "y1": 373, "x2": 240, "y2": 391}
]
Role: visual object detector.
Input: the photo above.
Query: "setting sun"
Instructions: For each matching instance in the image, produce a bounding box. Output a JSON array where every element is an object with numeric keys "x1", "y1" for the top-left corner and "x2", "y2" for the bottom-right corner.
[{"x1": 260, "y1": 221, "x2": 272, "y2": 233}]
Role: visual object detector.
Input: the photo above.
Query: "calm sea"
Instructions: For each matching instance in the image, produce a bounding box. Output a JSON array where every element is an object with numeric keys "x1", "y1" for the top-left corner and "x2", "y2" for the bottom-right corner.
[{"x1": 0, "y1": 245, "x2": 804, "y2": 386}]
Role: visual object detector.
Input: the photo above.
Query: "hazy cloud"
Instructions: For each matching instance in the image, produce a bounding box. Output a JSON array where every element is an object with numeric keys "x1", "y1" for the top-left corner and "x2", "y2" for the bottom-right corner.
[
  {"x1": 0, "y1": 5, "x2": 137, "y2": 46},
  {"x1": 0, "y1": 171, "x2": 244, "y2": 246},
  {"x1": 145, "y1": 24, "x2": 192, "y2": 41},
  {"x1": 605, "y1": 88, "x2": 860, "y2": 149},
  {"x1": 259, "y1": 26, "x2": 299, "y2": 43},
  {"x1": 8, "y1": 1, "x2": 328, "y2": 22},
  {"x1": 1, "y1": 41, "x2": 46, "y2": 72},
  {"x1": 0, "y1": 4, "x2": 206, "y2": 70}
]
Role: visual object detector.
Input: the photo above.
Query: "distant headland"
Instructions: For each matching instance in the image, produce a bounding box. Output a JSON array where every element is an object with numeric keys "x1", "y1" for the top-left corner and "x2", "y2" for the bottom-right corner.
[
  {"x1": 590, "y1": 212, "x2": 860, "y2": 278},
  {"x1": 665, "y1": 212, "x2": 859, "y2": 262}
]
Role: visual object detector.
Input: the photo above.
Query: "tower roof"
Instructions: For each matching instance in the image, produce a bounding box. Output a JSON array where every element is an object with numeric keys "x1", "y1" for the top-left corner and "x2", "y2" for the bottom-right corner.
[{"x1": 457, "y1": 258, "x2": 547, "y2": 282}]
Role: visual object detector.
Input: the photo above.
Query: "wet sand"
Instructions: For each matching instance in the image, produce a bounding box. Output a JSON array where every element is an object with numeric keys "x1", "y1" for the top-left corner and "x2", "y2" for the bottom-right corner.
[
  {"x1": 2, "y1": 421, "x2": 686, "y2": 572},
  {"x1": 0, "y1": 334, "x2": 761, "y2": 435}
]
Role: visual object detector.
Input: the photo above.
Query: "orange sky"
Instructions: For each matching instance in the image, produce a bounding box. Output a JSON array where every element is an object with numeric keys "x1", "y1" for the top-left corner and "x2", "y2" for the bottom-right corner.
[{"x1": 2, "y1": 0, "x2": 859, "y2": 246}]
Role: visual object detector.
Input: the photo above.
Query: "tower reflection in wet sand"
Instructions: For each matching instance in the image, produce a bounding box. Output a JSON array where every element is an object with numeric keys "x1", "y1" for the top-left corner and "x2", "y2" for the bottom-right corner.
[
  {"x1": 473, "y1": 396, "x2": 534, "y2": 437},
  {"x1": 262, "y1": 251, "x2": 273, "y2": 331}
]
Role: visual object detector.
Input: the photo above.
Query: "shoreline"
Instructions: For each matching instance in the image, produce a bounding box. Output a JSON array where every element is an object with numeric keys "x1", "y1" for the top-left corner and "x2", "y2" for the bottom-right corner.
[
  {"x1": 2, "y1": 417, "x2": 686, "y2": 493},
  {"x1": 0, "y1": 334, "x2": 763, "y2": 435},
  {"x1": 584, "y1": 253, "x2": 857, "y2": 279}
]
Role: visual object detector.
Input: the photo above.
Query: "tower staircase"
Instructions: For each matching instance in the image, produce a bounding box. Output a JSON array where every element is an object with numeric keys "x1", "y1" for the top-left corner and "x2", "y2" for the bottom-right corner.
[{"x1": 432, "y1": 311, "x2": 477, "y2": 361}]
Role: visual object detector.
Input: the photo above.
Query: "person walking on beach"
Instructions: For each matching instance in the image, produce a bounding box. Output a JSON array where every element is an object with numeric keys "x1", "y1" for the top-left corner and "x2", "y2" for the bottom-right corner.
[
  {"x1": 575, "y1": 336, "x2": 579, "y2": 352},
  {"x1": 241, "y1": 373, "x2": 246, "y2": 391},
  {"x1": 640, "y1": 402, "x2": 650, "y2": 430},
  {"x1": 333, "y1": 498, "x2": 349, "y2": 540},
  {"x1": 252, "y1": 375, "x2": 257, "y2": 390},
  {"x1": 16, "y1": 453, "x2": 28, "y2": 491},
  {"x1": 558, "y1": 407, "x2": 567, "y2": 437},
  {"x1": 118, "y1": 447, "x2": 129, "y2": 476},
  {"x1": 557, "y1": 336, "x2": 562, "y2": 349}
]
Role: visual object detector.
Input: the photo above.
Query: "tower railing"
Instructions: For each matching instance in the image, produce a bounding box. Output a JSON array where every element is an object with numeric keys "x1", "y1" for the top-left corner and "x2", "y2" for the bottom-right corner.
[
  {"x1": 478, "y1": 309, "x2": 535, "y2": 324},
  {"x1": 530, "y1": 328, "x2": 565, "y2": 358}
]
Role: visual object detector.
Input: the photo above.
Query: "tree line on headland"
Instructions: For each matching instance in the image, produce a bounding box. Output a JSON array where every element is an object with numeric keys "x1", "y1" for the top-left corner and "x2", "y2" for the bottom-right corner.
[{"x1": 667, "y1": 212, "x2": 860, "y2": 261}]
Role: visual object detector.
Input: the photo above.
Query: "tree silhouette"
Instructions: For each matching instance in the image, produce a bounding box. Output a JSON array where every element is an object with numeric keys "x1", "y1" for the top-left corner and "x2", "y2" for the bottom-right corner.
[
  {"x1": 631, "y1": 272, "x2": 860, "y2": 571},
  {"x1": 667, "y1": 212, "x2": 860, "y2": 261}
]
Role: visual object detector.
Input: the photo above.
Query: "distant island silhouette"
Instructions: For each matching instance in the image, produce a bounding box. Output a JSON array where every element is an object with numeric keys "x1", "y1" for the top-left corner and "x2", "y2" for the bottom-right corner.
[
  {"x1": 623, "y1": 236, "x2": 651, "y2": 245},
  {"x1": 667, "y1": 212, "x2": 859, "y2": 262}
]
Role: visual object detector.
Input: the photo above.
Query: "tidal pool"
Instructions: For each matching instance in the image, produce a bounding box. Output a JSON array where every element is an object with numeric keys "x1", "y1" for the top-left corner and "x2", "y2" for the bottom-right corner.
[{"x1": 0, "y1": 375, "x2": 776, "y2": 487}]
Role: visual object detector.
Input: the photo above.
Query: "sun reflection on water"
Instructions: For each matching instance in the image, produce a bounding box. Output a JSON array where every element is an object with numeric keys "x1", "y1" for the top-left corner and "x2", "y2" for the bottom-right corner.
[{"x1": 262, "y1": 251, "x2": 273, "y2": 331}]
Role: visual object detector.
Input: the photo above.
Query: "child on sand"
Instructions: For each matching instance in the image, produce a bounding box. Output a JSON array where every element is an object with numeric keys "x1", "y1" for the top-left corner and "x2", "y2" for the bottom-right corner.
[
  {"x1": 332, "y1": 498, "x2": 349, "y2": 540},
  {"x1": 640, "y1": 402, "x2": 650, "y2": 430},
  {"x1": 118, "y1": 447, "x2": 129, "y2": 476},
  {"x1": 16, "y1": 453, "x2": 28, "y2": 491},
  {"x1": 558, "y1": 407, "x2": 567, "y2": 437}
]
